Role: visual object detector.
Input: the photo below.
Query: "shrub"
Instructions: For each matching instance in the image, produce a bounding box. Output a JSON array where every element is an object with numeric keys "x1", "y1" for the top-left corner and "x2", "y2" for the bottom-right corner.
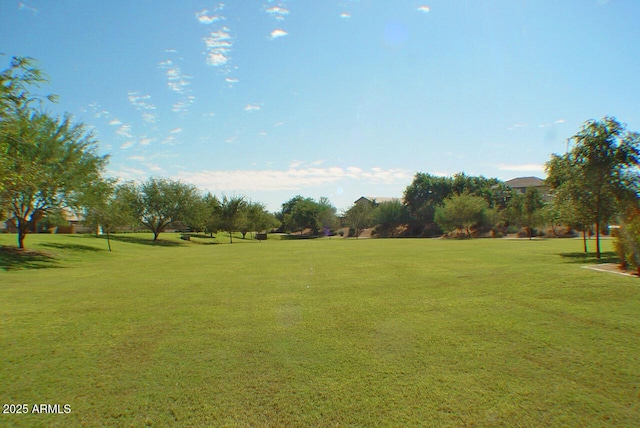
[{"x1": 614, "y1": 210, "x2": 640, "y2": 274}]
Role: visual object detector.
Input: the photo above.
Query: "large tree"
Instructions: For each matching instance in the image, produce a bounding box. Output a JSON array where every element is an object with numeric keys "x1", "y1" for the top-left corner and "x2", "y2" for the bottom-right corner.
[
  {"x1": 2, "y1": 56, "x2": 56, "y2": 229},
  {"x1": 403, "y1": 173, "x2": 453, "y2": 228},
  {"x1": 317, "y1": 196, "x2": 338, "y2": 236},
  {"x1": 79, "y1": 179, "x2": 136, "y2": 251},
  {"x1": 216, "y1": 195, "x2": 247, "y2": 243},
  {"x1": 434, "y1": 193, "x2": 488, "y2": 237},
  {"x1": 546, "y1": 117, "x2": 640, "y2": 258},
  {"x1": 1, "y1": 111, "x2": 107, "y2": 248},
  {"x1": 344, "y1": 200, "x2": 374, "y2": 238},
  {"x1": 372, "y1": 199, "x2": 409, "y2": 237},
  {"x1": 120, "y1": 178, "x2": 201, "y2": 241},
  {"x1": 241, "y1": 201, "x2": 279, "y2": 240}
]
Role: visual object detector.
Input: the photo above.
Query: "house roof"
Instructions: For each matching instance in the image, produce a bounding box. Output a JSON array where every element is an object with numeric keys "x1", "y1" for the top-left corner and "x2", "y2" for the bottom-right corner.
[
  {"x1": 504, "y1": 176, "x2": 546, "y2": 188},
  {"x1": 354, "y1": 196, "x2": 400, "y2": 204}
]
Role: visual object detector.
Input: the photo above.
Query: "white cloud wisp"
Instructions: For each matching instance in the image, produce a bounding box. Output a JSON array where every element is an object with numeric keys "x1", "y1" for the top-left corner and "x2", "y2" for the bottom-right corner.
[{"x1": 176, "y1": 165, "x2": 411, "y2": 192}]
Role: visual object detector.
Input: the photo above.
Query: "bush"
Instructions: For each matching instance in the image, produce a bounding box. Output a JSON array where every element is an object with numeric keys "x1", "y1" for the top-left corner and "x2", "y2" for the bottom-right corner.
[
  {"x1": 506, "y1": 225, "x2": 519, "y2": 234},
  {"x1": 614, "y1": 211, "x2": 640, "y2": 274}
]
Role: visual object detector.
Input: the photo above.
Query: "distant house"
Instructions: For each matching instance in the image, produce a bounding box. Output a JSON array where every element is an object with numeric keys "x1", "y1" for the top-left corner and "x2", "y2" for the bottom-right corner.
[
  {"x1": 1, "y1": 209, "x2": 93, "y2": 234},
  {"x1": 354, "y1": 196, "x2": 400, "y2": 206},
  {"x1": 505, "y1": 176, "x2": 551, "y2": 200}
]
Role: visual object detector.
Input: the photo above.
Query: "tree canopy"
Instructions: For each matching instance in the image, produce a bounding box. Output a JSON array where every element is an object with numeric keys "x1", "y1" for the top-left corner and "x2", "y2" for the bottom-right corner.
[
  {"x1": 119, "y1": 178, "x2": 201, "y2": 241},
  {"x1": 1, "y1": 111, "x2": 107, "y2": 248},
  {"x1": 546, "y1": 117, "x2": 640, "y2": 258}
]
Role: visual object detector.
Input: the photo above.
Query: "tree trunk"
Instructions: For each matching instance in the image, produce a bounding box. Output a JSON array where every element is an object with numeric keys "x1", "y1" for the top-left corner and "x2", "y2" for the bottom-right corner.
[
  {"x1": 595, "y1": 222, "x2": 601, "y2": 259},
  {"x1": 106, "y1": 228, "x2": 112, "y2": 252},
  {"x1": 583, "y1": 229, "x2": 588, "y2": 253},
  {"x1": 18, "y1": 227, "x2": 26, "y2": 249},
  {"x1": 229, "y1": 231, "x2": 233, "y2": 244}
]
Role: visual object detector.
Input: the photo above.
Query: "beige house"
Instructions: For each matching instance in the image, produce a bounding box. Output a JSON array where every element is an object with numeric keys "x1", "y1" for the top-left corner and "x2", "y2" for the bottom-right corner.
[
  {"x1": 504, "y1": 177, "x2": 550, "y2": 200},
  {"x1": 354, "y1": 196, "x2": 400, "y2": 206}
]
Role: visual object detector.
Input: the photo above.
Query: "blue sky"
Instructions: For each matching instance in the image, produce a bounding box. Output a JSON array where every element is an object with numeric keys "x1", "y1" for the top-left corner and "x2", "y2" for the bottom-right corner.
[{"x1": 2, "y1": 0, "x2": 639, "y2": 211}]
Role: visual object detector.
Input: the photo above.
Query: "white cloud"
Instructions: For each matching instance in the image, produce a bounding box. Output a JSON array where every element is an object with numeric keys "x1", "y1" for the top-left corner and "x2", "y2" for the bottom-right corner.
[
  {"x1": 162, "y1": 135, "x2": 177, "y2": 145},
  {"x1": 203, "y1": 28, "x2": 233, "y2": 67},
  {"x1": 226, "y1": 77, "x2": 239, "y2": 84},
  {"x1": 225, "y1": 136, "x2": 238, "y2": 144},
  {"x1": 340, "y1": 12, "x2": 351, "y2": 19},
  {"x1": 417, "y1": 6, "x2": 431, "y2": 13},
  {"x1": 497, "y1": 164, "x2": 545, "y2": 173},
  {"x1": 109, "y1": 119, "x2": 122, "y2": 126},
  {"x1": 139, "y1": 137, "x2": 153, "y2": 146},
  {"x1": 169, "y1": 127, "x2": 183, "y2": 134},
  {"x1": 18, "y1": 2, "x2": 38, "y2": 15},
  {"x1": 127, "y1": 155, "x2": 146, "y2": 161},
  {"x1": 266, "y1": 6, "x2": 289, "y2": 20},
  {"x1": 128, "y1": 92, "x2": 157, "y2": 123},
  {"x1": 244, "y1": 104, "x2": 261, "y2": 111},
  {"x1": 195, "y1": 5, "x2": 225, "y2": 24},
  {"x1": 158, "y1": 57, "x2": 195, "y2": 114},
  {"x1": 172, "y1": 96, "x2": 196, "y2": 114},
  {"x1": 116, "y1": 124, "x2": 133, "y2": 139},
  {"x1": 269, "y1": 29, "x2": 288, "y2": 39},
  {"x1": 108, "y1": 166, "x2": 146, "y2": 181},
  {"x1": 120, "y1": 141, "x2": 135, "y2": 149},
  {"x1": 127, "y1": 92, "x2": 155, "y2": 110},
  {"x1": 141, "y1": 112, "x2": 157, "y2": 124},
  {"x1": 554, "y1": 119, "x2": 566, "y2": 124},
  {"x1": 176, "y1": 166, "x2": 412, "y2": 192}
]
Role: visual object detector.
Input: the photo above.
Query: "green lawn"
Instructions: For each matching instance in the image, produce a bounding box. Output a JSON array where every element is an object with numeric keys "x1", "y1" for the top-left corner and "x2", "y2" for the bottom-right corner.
[{"x1": 1, "y1": 233, "x2": 638, "y2": 427}]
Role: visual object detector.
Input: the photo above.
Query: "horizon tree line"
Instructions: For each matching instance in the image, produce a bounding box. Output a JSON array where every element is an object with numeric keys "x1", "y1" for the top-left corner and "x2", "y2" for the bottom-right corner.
[{"x1": 1, "y1": 56, "x2": 639, "y2": 270}]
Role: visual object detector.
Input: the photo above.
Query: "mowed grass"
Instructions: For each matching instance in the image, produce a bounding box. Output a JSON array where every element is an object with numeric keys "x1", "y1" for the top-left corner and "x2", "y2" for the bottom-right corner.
[{"x1": 1, "y1": 233, "x2": 639, "y2": 427}]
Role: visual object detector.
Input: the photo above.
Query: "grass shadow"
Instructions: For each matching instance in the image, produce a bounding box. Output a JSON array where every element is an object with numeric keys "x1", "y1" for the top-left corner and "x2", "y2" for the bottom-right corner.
[
  {"x1": 96, "y1": 234, "x2": 184, "y2": 247},
  {"x1": 280, "y1": 234, "x2": 319, "y2": 240},
  {"x1": 559, "y1": 251, "x2": 618, "y2": 264},
  {"x1": 41, "y1": 242, "x2": 104, "y2": 252},
  {"x1": 0, "y1": 246, "x2": 60, "y2": 271}
]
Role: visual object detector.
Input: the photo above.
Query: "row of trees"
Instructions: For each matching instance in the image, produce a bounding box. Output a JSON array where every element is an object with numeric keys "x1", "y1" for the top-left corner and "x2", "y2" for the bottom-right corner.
[
  {"x1": 2, "y1": 57, "x2": 639, "y2": 268},
  {"x1": 0, "y1": 57, "x2": 281, "y2": 249},
  {"x1": 83, "y1": 178, "x2": 279, "y2": 248}
]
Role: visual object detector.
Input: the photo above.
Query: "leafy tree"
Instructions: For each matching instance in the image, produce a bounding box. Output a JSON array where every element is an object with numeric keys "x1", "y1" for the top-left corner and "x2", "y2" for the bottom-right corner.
[
  {"x1": 1, "y1": 111, "x2": 107, "y2": 248},
  {"x1": 344, "y1": 200, "x2": 374, "y2": 238},
  {"x1": 546, "y1": 117, "x2": 640, "y2": 258},
  {"x1": 403, "y1": 172, "x2": 514, "y2": 235},
  {"x1": 614, "y1": 205, "x2": 640, "y2": 274},
  {"x1": 521, "y1": 188, "x2": 546, "y2": 239},
  {"x1": 289, "y1": 197, "x2": 321, "y2": 235},
  {"x1": 216, "y1": 195, "x2": 247, "y2": 243},
  {"x1": 317, "y1": 196, "x2": 338, "y2": 236},
  {"x1": 373, "y1": 200, "x2": 409, "y2": 237},
  {"x1": 278, "y1": 195, "x2": 305, "y2": 232},
  {"x1": 546, "y1": 154, "x2": 593, "y2": 250},
  {"x1": 79, "y1": 179, "x2": 137, "y2": 251},
  {"x1": 241, "y1": 201, "x2": 279, "y2": 240},
  {"x1": 120, "y1": 178, "x2": 201, "y2": 241},
  {"x1": 0, "y1": 56, "x2": 57, "y2": 114},
  {"x1": 182, "y1": 195, "x2": 210, "y2": 233},
  {"x1": 434, "y1": 193, "x2": 488, "y2": 237},
  {"x1": 199, "y1": 193, "x2": 220, "y2": 237},
  {"x1": 403, "y1": 173, "x2": 453, "y2": 227}
]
